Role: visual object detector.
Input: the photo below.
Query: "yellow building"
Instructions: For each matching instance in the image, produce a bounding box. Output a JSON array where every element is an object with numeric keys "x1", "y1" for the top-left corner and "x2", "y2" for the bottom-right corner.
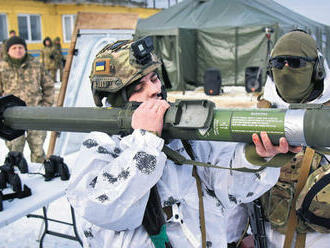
[{"x1": 0, "y1": 0, "x2": 159, "y2": 56}]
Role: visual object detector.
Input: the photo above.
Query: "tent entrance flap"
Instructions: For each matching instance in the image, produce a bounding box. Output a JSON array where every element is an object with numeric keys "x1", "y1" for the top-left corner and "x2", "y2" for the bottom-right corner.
[{"x1": 197, "y1": 25, "x2": 279, "y2": 87}]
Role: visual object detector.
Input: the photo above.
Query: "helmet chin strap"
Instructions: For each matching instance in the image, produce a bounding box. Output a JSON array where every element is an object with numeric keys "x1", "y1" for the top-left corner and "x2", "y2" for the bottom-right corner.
[
  {"x1": 121, "y1": 88, "x2": 128, "y2": 103},
  {"x1": 160, "y1": 84, "x2": 167, "y2": 100}
]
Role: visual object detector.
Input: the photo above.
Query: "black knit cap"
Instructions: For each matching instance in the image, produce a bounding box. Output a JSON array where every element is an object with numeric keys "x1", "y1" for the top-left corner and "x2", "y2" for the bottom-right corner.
[{"x1": 6, "y1": 36, "x2": 27, "y2": 52}]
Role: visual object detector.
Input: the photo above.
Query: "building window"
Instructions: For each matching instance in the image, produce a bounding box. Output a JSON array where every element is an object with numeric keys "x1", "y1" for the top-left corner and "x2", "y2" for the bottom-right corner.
[
  {"x1": 62, "y1": 15, "x2": 76, "y2": 43},
  {"x1": 0, "y1": 14, "x2": 8, "y2": 42},
  {"x1": 18, "y1": 14, "x2": 42, "y2": 42}
]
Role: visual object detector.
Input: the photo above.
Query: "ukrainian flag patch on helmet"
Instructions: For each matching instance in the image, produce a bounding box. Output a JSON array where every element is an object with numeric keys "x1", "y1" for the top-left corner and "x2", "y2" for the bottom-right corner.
[{"x1": 95, "y1": 61, "x2": 106, "y2": 71}]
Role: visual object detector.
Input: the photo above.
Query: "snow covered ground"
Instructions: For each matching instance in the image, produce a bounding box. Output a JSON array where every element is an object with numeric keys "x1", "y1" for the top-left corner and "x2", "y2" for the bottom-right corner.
[
  {"x1": 0, "y1": 134, "x2": 82, "y2": 248},
  {"x1": 0, "y1": 85, "x2": 259, "y2": 248},
  {"x1": 167, "y1": 86, "x2": 259, "y2": 108}
]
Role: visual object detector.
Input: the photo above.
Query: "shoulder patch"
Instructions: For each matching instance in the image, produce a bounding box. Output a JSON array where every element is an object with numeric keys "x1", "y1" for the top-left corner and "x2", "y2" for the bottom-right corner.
[{"x1": 95, "y1": 61, "x2": 106, "y2": 71}]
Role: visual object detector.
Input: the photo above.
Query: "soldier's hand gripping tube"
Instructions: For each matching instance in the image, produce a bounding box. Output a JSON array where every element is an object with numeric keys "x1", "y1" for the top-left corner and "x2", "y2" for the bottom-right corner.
[
  {"x1": 163, "y1": 100, "x2": 330, "y2": 148},
  {"x1": 1, "y1": 95, "x2": 330, "y2": 148}
]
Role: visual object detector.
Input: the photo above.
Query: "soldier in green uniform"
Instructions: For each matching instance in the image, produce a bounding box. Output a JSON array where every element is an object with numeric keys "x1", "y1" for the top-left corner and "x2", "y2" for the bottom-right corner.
[
  {"x1": 256, "y1": 30, "x2": 330, "y2": 248},
  {"x1": 53, "y1": 36, "x2": 64, "y2": 82},
  {"x1": 40, "y1": 37, "x2": 57, "y2": 82},
  {"x1": 0, "y1": 30, "x2": 16, "y2": 61},
  {"x1": 0, "y1": 36, "x2": 54, "y2": 163}
]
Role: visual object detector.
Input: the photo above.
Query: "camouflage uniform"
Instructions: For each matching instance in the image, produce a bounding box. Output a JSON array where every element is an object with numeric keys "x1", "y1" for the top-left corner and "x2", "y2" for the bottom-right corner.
[
  {"x1": 0, "y1": 54, "x2": 55, "y2": 162},
  {"x1": 40, "y1": 46, "x2": 57, "y2": 82},
  {"x1": 66, "y1": 39, "x2": 282, "y2": 248},
  {"x1": 255, "y1": 31, "x2": 330, "y2": 248},
  {"x1": 53, "y1": 37, "x2": 64, "y2": 82},
  {"x1": 0, "y1": 39, "x2": 8, "y2": 61}
]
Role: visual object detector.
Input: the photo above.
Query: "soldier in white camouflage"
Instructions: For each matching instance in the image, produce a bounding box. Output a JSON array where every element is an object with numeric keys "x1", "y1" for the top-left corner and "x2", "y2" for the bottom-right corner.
[
  {"x1": 40, "y1": 37, "x2": 57, "y2": 82},
  {"x1": 0, "y1": 36, "x2": 55, "y2": 163},
  {"x1": 66, "y1": 39, "x2": 296, "y2": 248}
]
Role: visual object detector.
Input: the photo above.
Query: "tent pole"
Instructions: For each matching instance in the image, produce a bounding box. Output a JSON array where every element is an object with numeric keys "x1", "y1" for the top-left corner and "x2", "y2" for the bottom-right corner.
[
  {"x1": 326, "y1": 27, "x2": 330, "y2": 64},
  {"x1": 176, "y1": 32, "x2": 185, "y2": 94},
  {"x1": 234, "y1": 27, "x2": 239, "y2": 86}
]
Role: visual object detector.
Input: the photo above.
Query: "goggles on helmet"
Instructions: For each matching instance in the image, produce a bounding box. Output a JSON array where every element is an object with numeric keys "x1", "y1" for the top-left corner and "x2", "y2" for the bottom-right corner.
[{"x1": 269, "y1": 56, "x2": 315, "y2": 69}]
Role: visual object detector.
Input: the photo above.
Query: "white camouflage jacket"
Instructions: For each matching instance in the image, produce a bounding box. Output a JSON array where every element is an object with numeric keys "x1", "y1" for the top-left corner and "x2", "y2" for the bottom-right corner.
[{"x1": 66, "y1": 129, "x2": 280, "y2": 248}]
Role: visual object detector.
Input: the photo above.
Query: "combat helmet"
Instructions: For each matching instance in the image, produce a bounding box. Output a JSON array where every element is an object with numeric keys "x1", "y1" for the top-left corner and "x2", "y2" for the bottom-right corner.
[{"x1": 90, "y1": 37, "x2": 162, "y2": 107}]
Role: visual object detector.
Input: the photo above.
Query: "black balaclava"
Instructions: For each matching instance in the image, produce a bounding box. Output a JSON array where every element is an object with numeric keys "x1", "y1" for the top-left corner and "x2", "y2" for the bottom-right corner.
[{"x1": 271, "y1": 31, "x2": 318, "y2": 103}]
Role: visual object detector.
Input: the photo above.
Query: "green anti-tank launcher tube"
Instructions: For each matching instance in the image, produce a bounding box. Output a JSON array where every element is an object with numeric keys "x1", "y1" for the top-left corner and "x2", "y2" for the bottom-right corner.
[{"x1": 0, "y1": 95, "x2": 329, "y2": 148}]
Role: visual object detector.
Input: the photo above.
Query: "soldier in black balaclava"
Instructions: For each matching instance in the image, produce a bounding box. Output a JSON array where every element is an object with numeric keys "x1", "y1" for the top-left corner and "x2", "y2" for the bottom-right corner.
[
  {"x1": 256, "y1": 30, "x2": 330, "y2": 248},
  {"x1": 268, "y1": 31, "x2": 325, "y2": 104}
]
